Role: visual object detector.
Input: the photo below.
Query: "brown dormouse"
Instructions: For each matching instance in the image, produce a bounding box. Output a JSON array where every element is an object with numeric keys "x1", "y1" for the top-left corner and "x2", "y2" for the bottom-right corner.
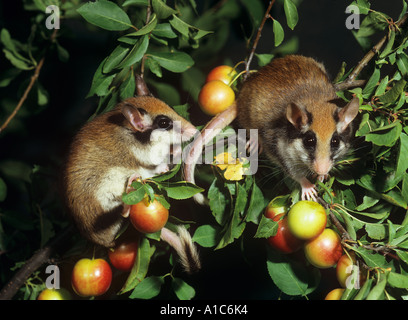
[
  {"x1": 184, "y1": 55, "x2": 360, "y2": 202},
  {"x1": 64, "y1": 96, "x2": 201, "y2": 273}
]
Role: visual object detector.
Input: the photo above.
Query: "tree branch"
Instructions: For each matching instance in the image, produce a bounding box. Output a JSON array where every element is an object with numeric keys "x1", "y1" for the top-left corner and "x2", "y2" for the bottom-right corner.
[
  {"x1": 244, "y1": 0, "x2": 276, "y2": 80},
  {"x1": 0, "y1": 225, "x2": 74, "y2": 300},
  {"x1": 342, "y1": 12, "x2": 408, "y2": 86},
  {"x1": 0, "y1": 29, "x2": 58, "y2": 134}
]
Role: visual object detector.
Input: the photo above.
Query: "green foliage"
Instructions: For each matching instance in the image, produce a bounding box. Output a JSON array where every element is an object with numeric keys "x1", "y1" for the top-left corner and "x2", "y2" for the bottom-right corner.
[{"x1": 2, "y1": 0, "x2": 408, "y2": 301}]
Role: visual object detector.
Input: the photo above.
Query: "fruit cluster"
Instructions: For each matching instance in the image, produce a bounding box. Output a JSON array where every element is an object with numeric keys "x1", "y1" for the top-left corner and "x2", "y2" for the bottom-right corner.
[
  {"x1": 265, "y1": 199, "x2": 359, "y2": 300},
  {"x1": 38, "y1": 198, "x2": 168, "y2": 300},
  {"x1": 198, "y1": 65, "x2": 237, "y2": 116}
]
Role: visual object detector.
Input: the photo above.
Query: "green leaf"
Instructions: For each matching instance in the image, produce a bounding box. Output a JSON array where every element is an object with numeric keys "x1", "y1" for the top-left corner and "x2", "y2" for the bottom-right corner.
[
  {"x1": 125, "y1": 14, "x2": 157, "y2": 36},
  {"x1": 362, "y1": 67, "x2": 380, "y2": 98},
  {"x1": 123, "y1": 0, "x2": 148, "y2": 6},
  {"x1": 77, "y1": 0, "x2": 133, "y2": 31},
  {"x1": 129, "y1": 276, "x2": 164, "y2": 299},
  {"x1": 254, "y1": 214, "x2": 278, "y2": 238},
  {"x1": 379, "y1": 79, "x2": 407, "y2": 104},
  {"x1": 396, "y1": 133, "x2": 408, "y2": 178},
  {"x1": 86, "y1": 57, "x2": 116, "y2": 98},
  {"x1": 151, "y1": 0, "x2": 178, "y2": 19},
  {"x1": 3, "y1": 49, "x2": 32, "y2": 70},
  {"x1": 353, "y1": 246, "x2": 388, "y2": 268},
  {"x1": 122, "y1": 183, "x2": 146, "y2": 205},
  {"x1": 171, "y1": 277, "x2": 195, "y2": 300},
  {"x1": 283, "y1": 0, "x2": 298, "y2": 30},
  {"x1": 164, "y1": 181, "x2": 204, "y2": 200},
  {"x1": 169, "y1": 15, "x2": 212, "y2": 40},
  {"x1": 120, "y1": 71, "x2": 136, "y2": 100},
  {"x1": 266, "y1": 247, "x2": 316, "y2": 296},
  {"x1": 365, "y1": 121, "x2": 402, "y2": 147},
  {"x1": 148, "y1": 51, "x2": 194, "y2": 73},
  {"x1": 396, "y1": 53, "x2": 408, "y2": 76},
  {"x1": 208, "y1": 178, "x2": 228, "y2": 225},
  {"x1": 365, "y1": 223, "x2": 387, "y2": 240},
  {"x1": 255, "y1": 53, "x2": 274, "y2": 67},
  {"x1": 118, "y1": 35, "x2": 149, "y2": 68},
  {"x1": 121, "y1": 237, "x2": 154, "y2": 293},
  {"x1": 215, "y1": 210, "x2": 246, "y2": 250},
  {"x1": 150, "y1": 163, "x2": 180, "y2": 182},
  {"x1": 245, "y1": 181, "x2": 265, "y2": 224},
  {"x1": 152, "y1": 23, "x2": 178, "y2": 39},
  {"x1": 352, "y1": 0, "x2": 370, "y2": 15},
  {"x1": 388, "y1": 272, "x2": 408, "y2": 289},
  {"x1": 366, "y1": 272, "x2": 388, "y2": 300},
  {"x1": 192, "y1": 225, "x2": 219, "y2": 248},
  {"x1": 273, "y1": 19, "x2": 284, "y2": 47},
  {"x1": 379, "y1": 29, "x2": 396, "y2": 59},
  {"x1": 233, "y1": 184, "x2": 247, "y2": 216},
  {"x1": 1, "y1": 29, "x2": 31, "y2": 64},
  {"x1": 103, "y1": 44, "x2": 130, "y2": 73},
  {"x1": 354, "y1": 278, "x2": 373, "y2": 300}
]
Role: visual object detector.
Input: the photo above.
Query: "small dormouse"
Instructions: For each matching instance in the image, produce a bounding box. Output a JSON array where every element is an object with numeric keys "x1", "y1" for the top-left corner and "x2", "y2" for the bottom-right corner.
[
  {"x1": 64, "y1": 95, "x2": 200, "y2": 273},
  {"x1": 184, "y1": 55, "x2": 360, "y2": 202}
]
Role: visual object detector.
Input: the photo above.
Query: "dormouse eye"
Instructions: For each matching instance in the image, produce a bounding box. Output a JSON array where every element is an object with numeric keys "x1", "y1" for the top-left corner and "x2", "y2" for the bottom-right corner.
[
  {"x1": 302, "y1": 132, "x2": 316, "y2": 148},
  {"x1": 155, "y1": 115, "x2": 173, "y2": 130},
  {"x1": 331, "y1": 135, "x2": 340, "y2": 149}
]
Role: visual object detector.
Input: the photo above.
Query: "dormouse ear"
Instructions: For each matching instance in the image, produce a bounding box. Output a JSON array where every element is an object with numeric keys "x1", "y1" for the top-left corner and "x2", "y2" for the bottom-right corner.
[
  {"x1": 286, "y1": 103, "x2": 309, "y2": 130},
  {"x1": 121, "y1": 103, "x2": 148, "y2": 132},
  {"x1": 337, "y1": 96, "x2": 360, "y2": 132}
]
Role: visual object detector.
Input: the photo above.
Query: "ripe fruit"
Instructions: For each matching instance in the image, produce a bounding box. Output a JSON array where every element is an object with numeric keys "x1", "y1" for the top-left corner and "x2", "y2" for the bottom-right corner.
[
  {"x1": 205, "y1": 65, "x2": 237, "y2": 85},
  {"x1": 267, "y1": 217, "x2": 304, "y2": 254},
  {"x1": 336, "y1": 253, "x2": 354, "y2": 288},
  {"x1": 264, "y1": 200, "x2": 303, "y2": 254},
  {"x1": 71, "y1": 258, "x2": 112, "y2": 297},
  {"x1": 287, "y1": 200, "x2": 327, "y2": 240},
  {"x1": 37, "y1": 288, "x2": 72, "y2": 300},
  {"x1": 324, "y1": 288, "x2": 345, "y2": 300},
  {"x1": 198, "y1": 80, "x2": 235, "y2": 116},
  {"x1": 108, "y1": 241, "x2": 138, "y2": 271},
  {"x1": 304, "y1": 228, "x2": 343, "y2": 268},
  {"x1": 264, "y1": 197, "x2": 289, "y2": 218},
  {"x1": 129, "y1": 198, "x2": 169, "y2": 233}
]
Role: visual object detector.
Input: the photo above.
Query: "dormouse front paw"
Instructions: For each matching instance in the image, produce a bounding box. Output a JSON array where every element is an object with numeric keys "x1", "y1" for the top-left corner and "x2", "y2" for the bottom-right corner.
[
  {"x1": 299, "y1": 177, "x2": 318, "y2": 202},
  {"x1": 155, "y1": 163, "x2": 169, "y2": 174}
]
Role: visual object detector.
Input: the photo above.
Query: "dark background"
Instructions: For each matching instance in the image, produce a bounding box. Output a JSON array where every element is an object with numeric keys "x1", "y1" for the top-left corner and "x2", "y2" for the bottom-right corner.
[{"x1": 0, "y1": 0, "x2": 403, "y2": 299}]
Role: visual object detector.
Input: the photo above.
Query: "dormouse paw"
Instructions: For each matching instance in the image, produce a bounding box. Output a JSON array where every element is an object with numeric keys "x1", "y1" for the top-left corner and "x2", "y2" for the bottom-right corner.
[
  {"x1": 301, "y1": 185, "x2": 318, "y2": 201},
  {"x1": 126, "y1": 173, "x2": 142, "y2": 193},
  {"x1": 155, "y1": 163, "x2": 169, "y2": 174},
  {"x1": 299, "y1": 177, "x2": 318, "y2": 202}
]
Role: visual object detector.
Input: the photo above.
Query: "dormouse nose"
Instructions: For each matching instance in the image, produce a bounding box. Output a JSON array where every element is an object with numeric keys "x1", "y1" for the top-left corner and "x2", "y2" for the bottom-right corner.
[{"x1": 313, "y1": 158, "x2": 332, "y2": 176}]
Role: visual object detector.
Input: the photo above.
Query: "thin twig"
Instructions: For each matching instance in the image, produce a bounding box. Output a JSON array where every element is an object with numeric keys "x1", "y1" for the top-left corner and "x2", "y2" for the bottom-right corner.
[
  {"x1": 244, "y1": 0, "x2": 276, "y2": 80},
  {"x1": 0, "y1": 29, "x2": 58, "y2": 134},
  {"x1": 0, "y1": 58, "x2": 44, "y2": 133}
]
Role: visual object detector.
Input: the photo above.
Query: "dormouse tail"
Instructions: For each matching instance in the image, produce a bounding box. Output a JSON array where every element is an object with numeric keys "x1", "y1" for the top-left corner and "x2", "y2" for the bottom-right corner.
[{"x1": 160, "y1": 226, "x2": 201, "y2": 274}]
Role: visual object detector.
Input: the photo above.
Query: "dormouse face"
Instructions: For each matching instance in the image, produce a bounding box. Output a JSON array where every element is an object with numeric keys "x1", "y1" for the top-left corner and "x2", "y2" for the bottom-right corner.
[
  {"x1": 284, "y1": 96, "x2": 360, "y2": 178},
  {"x1": 120, "y1": 96, "x2": 197, "y2": 166}
]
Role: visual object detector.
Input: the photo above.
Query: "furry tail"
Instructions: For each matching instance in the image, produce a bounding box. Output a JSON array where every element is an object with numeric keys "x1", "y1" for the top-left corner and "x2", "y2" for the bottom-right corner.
[{"x1": 160, "y1": 226, "x2": 201, "y2": 274}]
